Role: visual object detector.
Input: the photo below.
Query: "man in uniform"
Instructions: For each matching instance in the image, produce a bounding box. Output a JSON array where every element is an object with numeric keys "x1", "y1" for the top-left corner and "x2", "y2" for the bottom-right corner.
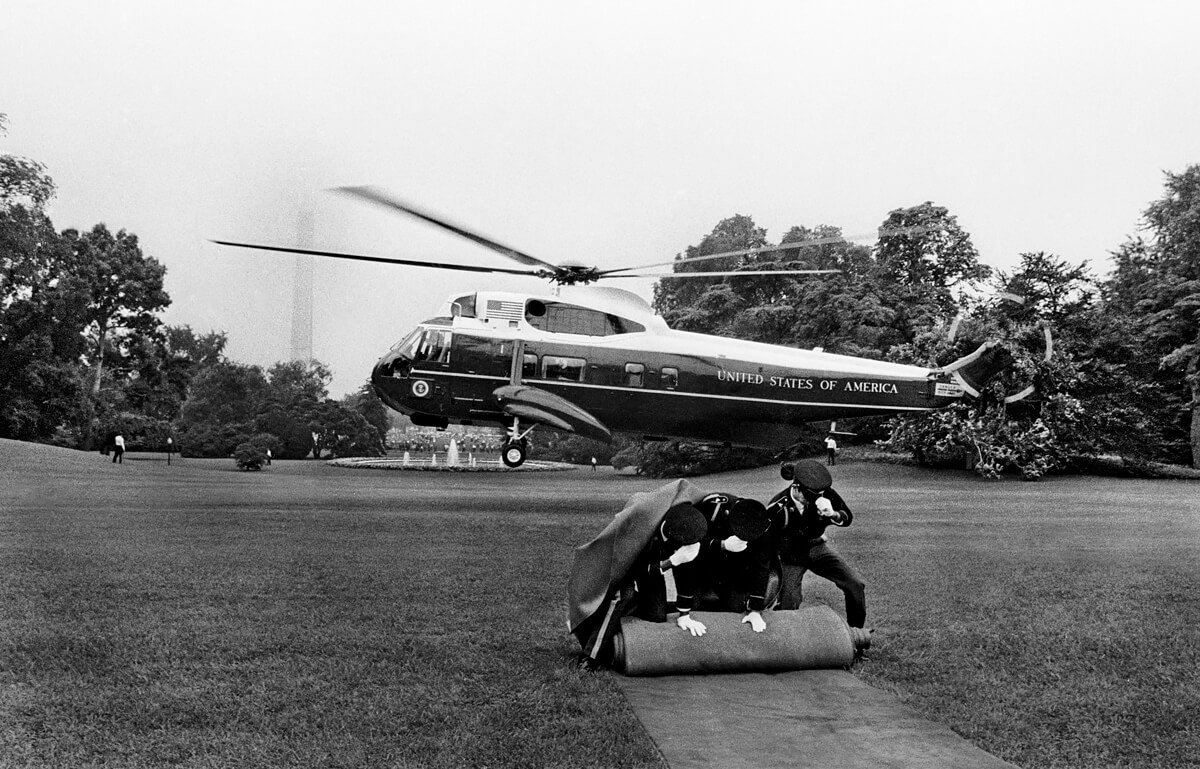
[
  {"x1": 694, "y1": 493, "x2": 775, "y2": 633},
  {"x1": 630, "y1": 502, "x2": 710, "y2": 636},
  {"x1": 767, "y1": 459, "x2": 867, "y2": 628},
  {"x1": 567, "y1": 480, "x2": 711, "y2": 667}
]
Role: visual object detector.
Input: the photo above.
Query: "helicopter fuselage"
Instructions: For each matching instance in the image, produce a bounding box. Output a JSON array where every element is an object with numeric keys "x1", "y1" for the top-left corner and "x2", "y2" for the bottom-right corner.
[{"x1": 370, "y1": 287, "x2": 977, "y2": 451}]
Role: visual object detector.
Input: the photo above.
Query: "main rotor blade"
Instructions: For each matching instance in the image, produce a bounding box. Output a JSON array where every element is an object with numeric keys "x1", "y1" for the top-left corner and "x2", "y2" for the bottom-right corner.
[
  {"x1": 210, "y1": 240, "x2": 544, "y2": 277},
  {"x1": 332, "y1": 186, "x2": 563, "y2": 273},
  {"x1": 604, "y1": 268, "x2": 842, "y2": 279},
  {"x1": 599, "y1": 225, "x2": 930, "y2": 276}
]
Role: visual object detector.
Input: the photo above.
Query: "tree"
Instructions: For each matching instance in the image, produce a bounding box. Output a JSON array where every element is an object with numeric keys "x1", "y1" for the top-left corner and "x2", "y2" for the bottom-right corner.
[
  {"x1": 873, "y1": 202, "x2": 991, "y2": 349},
  {"x1": 0, "y1": 115, "x2": 55, "y2": 209},
  {"x1": 179, "y1": 361, "x2": 270, "y2": 430},
  {"x1": 741, "y1": 228, "x2": 892, "y2": 356},
  {"x1": 266, "y1": 359, "x2": 331, "y2": 408},
  {"x1": 884, "y1": 252, "x2": 1095, "y2": 479},
  {"x1": 0, "y1": 220, "x2": 84, "y2": 440},
  {"x1": 254, "y1": 407, "x2": 314, "y2": 459},
  {"x1": 653, "y1": 214, "x2": 768, "y2": 332},
  {"x1": 309, "y1": 400, "x2": 384, "y2": 458},
  {"x1": 343, "y1": 381, "x2": 389, "y2": 449},
  {"x1": 0, "y1": 123, "x2": 89, "y2": 441},
  {"x1": 61, "y1": 224, "x2": 169, "y2": 396},
  {"x1": 995, "y1": 251, "x2": 1096, "y2": 329},
  {"x1": 1103, "y1": 166, "x2": 1200, "y2": 467},
  {"x1": 165, "y1": 325, "x2": 227, "y2": 367}
]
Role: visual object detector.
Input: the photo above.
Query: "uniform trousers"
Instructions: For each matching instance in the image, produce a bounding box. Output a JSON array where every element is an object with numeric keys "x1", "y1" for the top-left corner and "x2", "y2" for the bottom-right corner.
[{"x1": 777, "y1": 539, "x2": 866, "y2": 628}]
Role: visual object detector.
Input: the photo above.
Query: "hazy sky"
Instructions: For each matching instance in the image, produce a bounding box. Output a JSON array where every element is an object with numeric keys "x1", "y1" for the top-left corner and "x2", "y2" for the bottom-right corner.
[{"x1": 4, "y1": 1, "x2": 1198, "y2": 397}]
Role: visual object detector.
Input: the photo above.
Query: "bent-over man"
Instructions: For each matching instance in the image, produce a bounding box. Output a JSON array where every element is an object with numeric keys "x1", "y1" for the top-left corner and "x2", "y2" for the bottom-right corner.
[
  {"x1": 631, "y1": 502, "x2": 710, "y2": 636},
  {"x1": 694, "y1": 493, "x2": 774, "y2": 633}
]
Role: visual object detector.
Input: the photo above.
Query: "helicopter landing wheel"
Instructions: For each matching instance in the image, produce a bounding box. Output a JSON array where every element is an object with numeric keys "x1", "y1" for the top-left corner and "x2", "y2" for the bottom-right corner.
[{"x1": 501, "y1": 440, "x2": 527, "y2": 468}]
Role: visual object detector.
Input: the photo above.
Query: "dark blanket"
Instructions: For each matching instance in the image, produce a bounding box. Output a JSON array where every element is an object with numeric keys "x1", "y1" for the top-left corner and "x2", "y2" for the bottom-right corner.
[{"x1": 566, "y1": 479, "x2": 707, "y2": 660}]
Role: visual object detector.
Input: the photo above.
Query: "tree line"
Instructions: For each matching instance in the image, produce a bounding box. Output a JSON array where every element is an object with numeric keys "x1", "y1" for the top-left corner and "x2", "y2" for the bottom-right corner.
[
  {"x1": 4, "y1": 113, "x2": 1197, "y2": 475},
  {"x1": 636, "y1": 171, "x2": 1200, "y2": 478},
  {"x1": 1, "y1": 115, "x2": 387, "y2": 462}
]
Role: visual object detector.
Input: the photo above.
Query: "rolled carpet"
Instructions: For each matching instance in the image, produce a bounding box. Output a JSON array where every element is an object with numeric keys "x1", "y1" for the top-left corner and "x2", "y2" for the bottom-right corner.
[{"x1": 612, "y1": 604, "x2": 870, "y2": 676}]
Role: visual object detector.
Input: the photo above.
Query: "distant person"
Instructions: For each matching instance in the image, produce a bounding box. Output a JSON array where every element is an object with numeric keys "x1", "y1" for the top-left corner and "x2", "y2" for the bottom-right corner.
[
  {"x1": 112, "y1": 434, "x2": 125, "y2": 464},
  {"x1": 266, "y1": 448, "x2": 272, "y2": 466},
  {"x1": 591, "y1": 456, "x2": 598, "y2": 472},
  {"x1": 825, "y1": 434, "x2": 838, "y2": 465},
  {"x1": 767, "y1": 460, "x2": 866, "y2": 628},
  {"x1": 694, "y1": 493, "x2": 774, "y2": 633}
]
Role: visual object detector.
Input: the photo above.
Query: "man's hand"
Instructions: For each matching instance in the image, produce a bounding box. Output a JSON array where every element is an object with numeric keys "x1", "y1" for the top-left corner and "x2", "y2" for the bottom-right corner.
[
  {"x1": 667, "y1": 542, "x2": 701, "y2": 567},
  {"x1": 721, "y1": 536, "x2": 748, "y2": 553},
  {"x1": 677, "y1": 613, "x2": 707, "y2": 636},
  {"x1": 814, "y1": 497, "x2": 836, "y2": 517},
  {"x1": 741, "y1": 611, "x2": 767, "y2": 632}
]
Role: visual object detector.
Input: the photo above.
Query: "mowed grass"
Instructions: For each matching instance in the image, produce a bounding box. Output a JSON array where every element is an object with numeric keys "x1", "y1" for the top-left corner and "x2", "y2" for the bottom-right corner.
[
  {"x1": 818, "y1": 466, "x2": 1200, "y2": 768},
  {"x1": 2, "y1": 439, "x2": 1198, "y2": 768},
  {"x1": 1, "y1": 442, "x2": 663, "y2": 768}
]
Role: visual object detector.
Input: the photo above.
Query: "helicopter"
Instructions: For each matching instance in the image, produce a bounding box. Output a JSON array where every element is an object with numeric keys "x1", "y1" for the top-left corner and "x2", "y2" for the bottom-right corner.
[{"x1": 214, "y1": 187, "x2": 1015, "y2": 468}]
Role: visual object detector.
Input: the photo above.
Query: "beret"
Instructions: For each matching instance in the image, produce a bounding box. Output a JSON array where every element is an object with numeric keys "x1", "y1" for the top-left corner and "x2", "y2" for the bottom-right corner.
[
  {"x1": 661, "y1": 503, "x2": 708, "y2": 546},
  {"x1": 781, "y1": 459, "x2": 831, "y2": 491},
  {"x1": 727, "y1": 497, "x2": 770, "y2": 542}
]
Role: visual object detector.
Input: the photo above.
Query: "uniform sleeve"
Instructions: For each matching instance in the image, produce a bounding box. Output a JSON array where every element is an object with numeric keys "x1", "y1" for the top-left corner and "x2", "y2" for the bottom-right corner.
[
  {"x1": 673, "y1": 560, "x2": 699, "y2": 612},
  {"x1": 826, "y1": 488, "x2": 853, "y2": 527}
]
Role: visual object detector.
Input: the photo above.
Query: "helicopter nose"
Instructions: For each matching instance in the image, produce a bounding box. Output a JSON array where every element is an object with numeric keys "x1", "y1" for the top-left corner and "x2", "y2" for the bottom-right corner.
[
  {"x1": 372, "y1": 351, "x2": 412, "y2": 381},
  {"x1": 371, "y1": 351, "x2": 412, "y2": 409}
]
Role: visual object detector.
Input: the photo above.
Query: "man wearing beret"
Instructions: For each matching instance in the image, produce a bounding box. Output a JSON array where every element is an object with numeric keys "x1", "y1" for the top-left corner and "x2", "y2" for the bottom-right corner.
[
  {"x1": 631, "y1": 502, "x2": 711, "y2": 636},
  {"x1": 767, "y1": 459, "x2": 867, "y2": 628},
  {"x1": 694, "y1": 493, "x2": 775, "y2": 633}
]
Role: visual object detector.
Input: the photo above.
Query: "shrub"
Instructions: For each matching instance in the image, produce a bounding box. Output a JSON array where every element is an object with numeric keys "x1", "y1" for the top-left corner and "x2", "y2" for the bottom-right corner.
[{"x1": 233, "y1": 441, "x2": 268, "y2": 471}]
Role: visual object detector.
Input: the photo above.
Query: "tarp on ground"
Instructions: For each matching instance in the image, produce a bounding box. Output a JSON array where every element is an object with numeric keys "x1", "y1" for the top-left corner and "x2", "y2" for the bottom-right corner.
[{"x1": 566, "y1": 479, "x2": 707, "y2": 643}]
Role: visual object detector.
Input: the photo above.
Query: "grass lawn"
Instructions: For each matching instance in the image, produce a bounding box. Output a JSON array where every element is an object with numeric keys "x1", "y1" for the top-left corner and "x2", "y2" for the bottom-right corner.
[{"x1": 2, "y1": 439, "x2": 1197, "y2": 768}]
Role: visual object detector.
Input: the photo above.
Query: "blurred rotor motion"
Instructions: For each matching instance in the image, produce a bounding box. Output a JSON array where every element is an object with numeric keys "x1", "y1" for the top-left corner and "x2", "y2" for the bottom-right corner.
[
  {"x1": 211, "y1": 186, "x2": 925, "y2": 286},
  {"x1": 946, "y1": 293, "x2": 1054, "y2": 404}
]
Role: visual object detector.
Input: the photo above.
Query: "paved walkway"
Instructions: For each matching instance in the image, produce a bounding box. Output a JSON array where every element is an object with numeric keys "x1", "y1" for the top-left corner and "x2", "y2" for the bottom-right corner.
[{"x1": 615, "y1": 669, "x2": 1020, "y2": 769}]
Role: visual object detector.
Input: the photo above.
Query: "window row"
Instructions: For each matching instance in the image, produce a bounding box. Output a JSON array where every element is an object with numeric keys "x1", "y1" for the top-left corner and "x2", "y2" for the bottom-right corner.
[
  {"x1": 394, "y1": 328, "x2": 681, "y2": 390},
  {"x1": 523, "y1": 355, "x2": 678, "y2": 389}
]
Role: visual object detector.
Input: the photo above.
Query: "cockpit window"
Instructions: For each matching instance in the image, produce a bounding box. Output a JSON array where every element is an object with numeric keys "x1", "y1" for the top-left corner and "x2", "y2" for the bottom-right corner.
[
  {"x1": 524, "y1": 301, "x2": 645, "y2": 336},
  {"x1": 392, "y1": 327, "x2": 424, "y2": 358},
  {"x1": 405, "y1": 323, "x2": 456, "y2": 359}
]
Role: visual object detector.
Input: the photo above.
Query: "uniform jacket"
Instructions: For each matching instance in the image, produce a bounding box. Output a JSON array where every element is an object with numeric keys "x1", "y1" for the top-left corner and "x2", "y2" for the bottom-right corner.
[
  {"x1": 766, "y1": 484, "x2": 852, "y2": 546},
  {"x1": 694, "y1": 492, "x2": 774, "y2": 612}
]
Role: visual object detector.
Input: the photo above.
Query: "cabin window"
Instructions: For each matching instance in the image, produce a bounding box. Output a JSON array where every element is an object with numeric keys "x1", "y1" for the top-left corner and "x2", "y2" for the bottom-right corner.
[
  {"x1": 624, "y1": 363, "x2": 645, "y2": 387},
  {"x1": 523, "y1": 301, "x2": 646, "y2": 336},
  {"x1": 522, "y1": 353, "x2": 538, "y2": 378},
  {"x1": 414, "y1": 329, "x2": 453, "y2": 364},
  {"x1": 661, "y1": 366, "x2": 679, "y2": 390},
  {"x1": 542, "y1": 356, "x2": 587, "y2": 382}
]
